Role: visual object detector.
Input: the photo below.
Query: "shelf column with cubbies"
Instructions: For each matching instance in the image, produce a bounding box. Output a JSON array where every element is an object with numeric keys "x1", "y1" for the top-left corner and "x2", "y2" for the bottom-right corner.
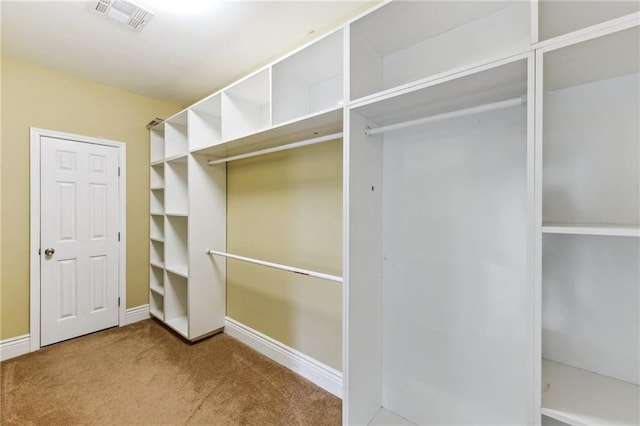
[
  {"x1": 537, "y1": 23, "x2": 639, "y2": 426},
  {"x1": 149, "y1": 124, "x2": 166, "y2": 320}
]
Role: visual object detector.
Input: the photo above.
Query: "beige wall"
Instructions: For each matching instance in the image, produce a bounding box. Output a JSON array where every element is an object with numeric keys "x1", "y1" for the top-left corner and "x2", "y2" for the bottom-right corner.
[
  {"x1": 227, "y1": 139, "x2": 343, "y2": 370},
  {"x1": 0, "y1": 56, "x2": 181, "y2": 340}
]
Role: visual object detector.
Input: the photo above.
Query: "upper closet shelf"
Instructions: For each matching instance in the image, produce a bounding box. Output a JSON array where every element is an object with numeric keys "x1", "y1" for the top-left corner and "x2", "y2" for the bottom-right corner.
[
  {"x1": 354, "y1": 56, "x2": 527, "y2": 129},
  {"x1": 191, "y1": 107, "x2": 342, "y2": 159},
  {"x1": 542, "y1": 224, "x2": 640, "y2": 237}
]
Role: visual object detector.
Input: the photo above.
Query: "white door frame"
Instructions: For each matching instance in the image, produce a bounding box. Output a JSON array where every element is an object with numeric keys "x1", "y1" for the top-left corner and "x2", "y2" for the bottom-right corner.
[{"x1": 30, "y1": 127, "x2": 127, "y2": 352}]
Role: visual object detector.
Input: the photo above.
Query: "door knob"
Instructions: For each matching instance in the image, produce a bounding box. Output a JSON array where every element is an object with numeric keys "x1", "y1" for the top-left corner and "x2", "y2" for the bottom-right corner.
[{"x1": 44, "y1": 248, "x2": 55, "y2": 256}]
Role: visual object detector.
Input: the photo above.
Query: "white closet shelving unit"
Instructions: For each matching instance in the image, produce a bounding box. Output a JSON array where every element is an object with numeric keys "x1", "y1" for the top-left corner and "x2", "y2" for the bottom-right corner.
[
  {"x1": 148, "y1": 28, "x2": 344, "y2": 342},
  {"x1": 146, "y1": 2, "x2": 639, "y2": 422},
  {"x1": 537, "y1": 22, "x2": 640, "y2": 426}
]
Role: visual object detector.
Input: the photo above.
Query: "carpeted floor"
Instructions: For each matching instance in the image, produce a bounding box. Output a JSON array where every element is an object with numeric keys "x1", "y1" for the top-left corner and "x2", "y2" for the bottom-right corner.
[{"x1": 0, "y1": 319, "x2": 341, "y2": 425}]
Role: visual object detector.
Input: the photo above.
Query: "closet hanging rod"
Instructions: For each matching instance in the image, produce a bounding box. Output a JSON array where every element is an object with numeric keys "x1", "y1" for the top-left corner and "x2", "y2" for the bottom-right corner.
[
  {"x1": 207, "y1": 132, "x2": 343, "y2": 165},
  {"x1": 365, "y1": 95, "x2": 527, "y2": 136},
  {"x1": 206, "y1": 249, "x2": 343, "y2": 283}
]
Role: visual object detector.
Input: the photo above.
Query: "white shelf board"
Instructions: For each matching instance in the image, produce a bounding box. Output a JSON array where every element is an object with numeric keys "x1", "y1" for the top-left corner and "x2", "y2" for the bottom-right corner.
[
  {"x1": 192, "y1": 107, "x2": 342, "y2": 159},
  {"x1": 149, "y1": 261, "x2": 164, "y2": 269},
  {"x1": 368, "y1": 408, "x2": 416, "y2": 426},
  {"x1": 353, "y1": 57, "x2": 527, "y2": 128},
  {"x1": 150, "y1": 237, "x2": 165, "y2": 243},
  {"x1": 165, "y1": 264, "x2": 189, "y2": 279},
  {"x1": 150, "y1": 186, "x2": 164, "y2": 191},
  {"x1": 150, "y1": 159, "x2": 164, "y2": 166},
  {"x1": 150, "y1": 211, "x2": 164, "y2": 216},
  {"x1": 542, "y1": 223, "x2": 640, "y2": 237},
  {"x1": 166, "y1": 315, "x2": 189, "y2": 338},
  {"x1": 165, "y1": 154, "x2": 188, "y2": 163},
  {"x1": 150, "y1": 285, "x2": 165, "y2": 296},
  {"x1": 542, "y1": 359, "x2": 639, "y2": 426},
  {"x1": 165, "y1": 212, "x2": 188, "y2": 218}
]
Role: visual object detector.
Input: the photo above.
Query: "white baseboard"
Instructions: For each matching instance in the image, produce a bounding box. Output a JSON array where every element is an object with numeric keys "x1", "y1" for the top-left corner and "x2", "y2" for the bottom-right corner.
[
  {"x1": 0, "y1": 334, "x2": 30, "y2": 362},
  {"x1": 224, "y1": 317, "x2": 343, "y2": 398},
  {"x1": 125, "y1": 304, "x2": 150, "y2": 325},
  {"x1": 1, "y1": 306, "x2": 149, "y2": 362}
]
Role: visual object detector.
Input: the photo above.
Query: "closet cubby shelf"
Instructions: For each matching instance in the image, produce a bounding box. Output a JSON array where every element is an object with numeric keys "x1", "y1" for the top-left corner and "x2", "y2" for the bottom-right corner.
[
  {"x1": 149, "y1": 260, "x2": 164, "y2": 269},
  {"x1": 150, "y1": 160, "x2": 164, "y2": 166},
  {"x1": 349, "y1": 1, "x2": 530, "y2": 102},
  {"x1": 150, "y1": 285, "x2": 164, "y2": 296},
  {"x1": 165, "y1": 264, "x2": 188, "y2": 279},
  {"x1": 542, "y1": 359, "x2": 639, "y2": 426},
  {"x1": 542, "y1": 223, "x2": 640, "y2": 237},
  {"x1": 150, "y1": 237, "x2": 165, "y2": 243},
  {"x1": 272, "y1": 29, "x2": 343, "y2": 125},
  {"x1": 164, "y1": 212, "x2": 188, "y2": 218}
]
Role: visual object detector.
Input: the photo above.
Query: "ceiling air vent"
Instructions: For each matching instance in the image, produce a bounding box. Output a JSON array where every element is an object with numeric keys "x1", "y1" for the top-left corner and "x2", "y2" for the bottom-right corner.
[
  {"x1": 95, "y1": 0, "x2": 153, "y2": 31},
  {"x1": 146, "y1": 118, "x2": 164, "y2": 129}
]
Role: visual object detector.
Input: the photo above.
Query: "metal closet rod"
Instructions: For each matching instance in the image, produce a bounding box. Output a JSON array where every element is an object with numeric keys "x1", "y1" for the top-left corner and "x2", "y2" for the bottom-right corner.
[
  {"x1": 365, "y1": 95, "x2": 527, "y2": 136},
  {"x1": 207, "y1": 132, "x2": 343, "y2": 166},
  {"x1": 206, "y1": 249, "x2": 343, "y2": 283}
]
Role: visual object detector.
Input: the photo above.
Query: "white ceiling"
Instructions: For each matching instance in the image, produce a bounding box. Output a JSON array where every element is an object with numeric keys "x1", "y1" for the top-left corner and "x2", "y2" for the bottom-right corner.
[{"x1": 1, "y1": 0, "x2": 373, "y2": 106}]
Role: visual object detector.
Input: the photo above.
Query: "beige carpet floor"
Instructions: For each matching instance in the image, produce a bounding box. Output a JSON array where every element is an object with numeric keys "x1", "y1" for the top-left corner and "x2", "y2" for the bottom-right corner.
[{"x1": 0, "y1": 319, "x2": 341, "y2": 425}]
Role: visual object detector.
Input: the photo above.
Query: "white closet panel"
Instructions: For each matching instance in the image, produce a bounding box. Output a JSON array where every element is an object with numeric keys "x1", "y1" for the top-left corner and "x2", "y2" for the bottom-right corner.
[{"x1": 381, "y1": 105, "x2": 530, "y2": 425}]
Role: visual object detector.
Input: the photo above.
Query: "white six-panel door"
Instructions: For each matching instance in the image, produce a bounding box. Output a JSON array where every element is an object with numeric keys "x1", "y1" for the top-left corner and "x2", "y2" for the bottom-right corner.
[{"x1": 40, "y1": 136, "x2": 120, "y2": 346}]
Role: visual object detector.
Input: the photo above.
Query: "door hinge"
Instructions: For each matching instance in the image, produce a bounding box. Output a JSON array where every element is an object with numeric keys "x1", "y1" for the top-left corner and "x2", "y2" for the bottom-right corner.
[
  {"x1": 118, "y1": 167, "x2": 121, "y2": 176},
  {"x1": 118, "y1": 232, "x2": 121, "y2": 242},
  {"x1": 38, "y1": 248, "x2": 41, "y2": 255},
  {"x1": 118, "y1": 297, "x2": 121, "y2": 307}
]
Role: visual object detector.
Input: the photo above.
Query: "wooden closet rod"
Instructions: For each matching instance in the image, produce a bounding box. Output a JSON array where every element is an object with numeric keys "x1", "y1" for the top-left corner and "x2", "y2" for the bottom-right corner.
[
  {"x1": 365, "y1": 95, "x2": 527, "y2": 136},
  {"x1": 206, "y1": 249, "x2": 343, "y2": 283},
  {"x1": 207, "y1": 132, "x2": 343, "y2": 165}
]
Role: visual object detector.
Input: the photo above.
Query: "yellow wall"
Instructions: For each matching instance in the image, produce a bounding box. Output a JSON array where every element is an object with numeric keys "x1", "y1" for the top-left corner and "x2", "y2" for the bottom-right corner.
[
  {"x1": 227, "y1": 139, "x2": 343, "y2": 370},
  {"x1": 0, "y1": 56, "x2": 181, "y2": 340}
]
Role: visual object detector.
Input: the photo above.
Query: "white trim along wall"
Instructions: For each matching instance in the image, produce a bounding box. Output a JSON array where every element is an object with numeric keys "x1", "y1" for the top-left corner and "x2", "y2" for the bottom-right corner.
[
  {"x1": 224, "y1": 317, "x2": 343, "y2": 398},
  {"x1": 0, "y1": 305, "x2": 149, "y2": 362}
]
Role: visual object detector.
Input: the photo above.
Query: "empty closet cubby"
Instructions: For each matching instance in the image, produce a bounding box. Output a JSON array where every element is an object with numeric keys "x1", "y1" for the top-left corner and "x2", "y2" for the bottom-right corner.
[
  {"x1": 222, "y1": 69, "x2": 271, "y2": 141},
  {"x1": 189, "y1": 94, "x2": 222, "y2": 151},
  {"x1": 165, "y1": 215, "x2": 188, "y2": 278},
  {"x1": 150, "y1": 125, "x2": 165, "y2": 163},
  {"x1": 347, "y1": 56, "x2": 533, "y2": 425},
  {"x1": 164, "y1": 271, "x2": 189, "y2": 337},
  {"x1": 150, "y1": 264, "x2": 164, "y2": 296},
  {"x1": 149, "y1": 288, "x2": 164, "y2": 320},
  {"x1": 349, "y1": 1, "x2": 530, "y2": 101},
  {"x1": 150, "y1": 191, "x2": 164, "y2": 215},
  {"x1": 542, "y1": 26, "x2": 639, "y2": 229},
  {"x1": 164, "y1": 157, "x2": 188, "y2": 216},
  {"x1": 150, "y1": 214, "x2": 164, "y2": 242},
  {"x1": 150, "y1": 163, "x2": 164, "y2": 190},
  {"x1": 538, "y1": 0, "x2": 640, "y2": 42},
  {"x1": 150, "y1": 239, "x2": 164, "y2": 268},
  {"x1": 540, "y1": 25, "x2": 639, "y2": 426},
  {"x1": 272, "y1": 29, "x2": 343, "y2": 125},
  {"x1": 165, "y1": 111, "x2": 189, "y2": 158}
]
